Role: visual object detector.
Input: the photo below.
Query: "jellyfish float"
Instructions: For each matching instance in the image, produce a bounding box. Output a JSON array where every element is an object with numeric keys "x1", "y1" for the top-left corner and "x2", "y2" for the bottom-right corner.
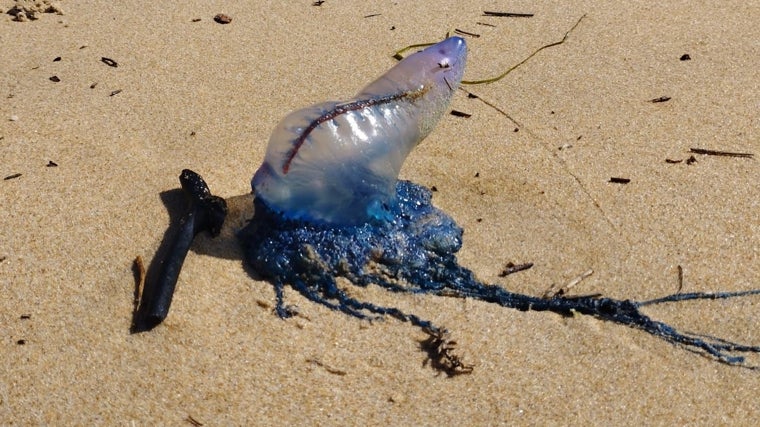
[{"x1": 136, "y1": 37, "x2": 760, "y2": 371}]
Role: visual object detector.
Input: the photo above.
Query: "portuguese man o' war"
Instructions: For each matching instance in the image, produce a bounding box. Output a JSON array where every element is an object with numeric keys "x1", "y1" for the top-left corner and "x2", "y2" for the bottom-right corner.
[
  {"x1": 139, "y1": 37, "x2": 760, "y2": 371},
  {"x1": 252, "y1": 37, "x2": 467, "y2": 225}
]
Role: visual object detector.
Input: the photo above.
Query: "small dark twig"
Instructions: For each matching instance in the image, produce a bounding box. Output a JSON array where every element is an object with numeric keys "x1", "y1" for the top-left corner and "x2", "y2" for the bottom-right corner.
[
  {"x1": 450, "y1": 110, "x2": 472, "y2": 118},
  {"x1": 609, "y1": 177, "x2": 631, "y2": 184},
  {"x1": 542, "y1": 269, "x2": 593, "y2": 298},
  {"x1": 482, "y1": 11, "x2": 534, "y2": 17},
  {"x1": 454, "y1": 28, "x2": 480, "y2": 38},
  {"x1": 689, "y1": 148, "x2": 754, "y2": 159},
  {"x1": 676, "y1": 265, "x2": 684, "y2": 294},
  {"x1": 185, "y1": 415, "x2": 203, "y2": 427},
  {"x1": 131, "y1": 256, "x2": 146, "y2": 327},
  {"x1": 306, "y1": 358, "x2": 347, "y2": 376},
  {"x1": 498, "y1": 262, "x2": 533, "y2": 277}
]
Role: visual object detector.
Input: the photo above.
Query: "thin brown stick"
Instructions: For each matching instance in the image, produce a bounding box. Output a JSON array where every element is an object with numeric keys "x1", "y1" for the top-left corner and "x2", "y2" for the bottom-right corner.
[
  {"x1": 609, "y1": 177, "x2": 631, "y2": 184},
  {"x1": 133, "y1": 256, "x2": 146, "y2": 308},
  {"x1": 185, "y1": 415, "x2": 203, "y2": 427},
  {"x1": 306, "y1": 358, "x2": 347, "y2": 376},
  {"x1": 498, "y1": 262, "x2": 534, "y2": 277},
  {"x1": 676, "y1": 265, "x2": 684, "y2": 294},
  {"x1": 454, "y1": 28, "x2": 480, "y2": 38},
  {"x1": 543, "y1": 269, "x2": 594, "y2": 298},
  {"x1": 483, "y1": 11, "x2": 534, "y2": 18},
  {"x1": 689, "y1": 148, "x2": 754, "y2": 158},
  {"x1": 450, "y1": 110, "x2": 472, "y2": 118}
]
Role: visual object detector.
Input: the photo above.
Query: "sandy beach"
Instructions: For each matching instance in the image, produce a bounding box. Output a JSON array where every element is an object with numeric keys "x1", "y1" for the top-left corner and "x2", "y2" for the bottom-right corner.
[{"x1": 1, "y1": 1, "x2": 758, "y2": 425}]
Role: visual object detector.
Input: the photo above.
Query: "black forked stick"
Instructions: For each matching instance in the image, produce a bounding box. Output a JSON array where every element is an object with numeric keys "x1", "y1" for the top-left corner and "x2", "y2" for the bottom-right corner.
[{"x1": 133, "y1": 169, "x2": 227, "y2": 332}]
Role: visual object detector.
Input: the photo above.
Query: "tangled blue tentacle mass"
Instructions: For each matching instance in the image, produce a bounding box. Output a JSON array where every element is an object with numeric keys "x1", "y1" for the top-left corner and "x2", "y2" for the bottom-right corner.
[{"x1": 241, "y1": 180, "x2": 760, "y2": 368}]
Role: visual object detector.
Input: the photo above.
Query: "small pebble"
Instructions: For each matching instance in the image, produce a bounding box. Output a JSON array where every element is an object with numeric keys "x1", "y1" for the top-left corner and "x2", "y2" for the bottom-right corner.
[
  {"x1": 214, "y1": 14, "x2": 232, "y2": 24},
  {"x1": 10, "y1": 115, "x2": 19, "y2": 121}
]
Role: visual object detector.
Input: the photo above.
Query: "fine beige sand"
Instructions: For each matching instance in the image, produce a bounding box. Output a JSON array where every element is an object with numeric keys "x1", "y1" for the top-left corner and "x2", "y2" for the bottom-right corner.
[{"x1": 2, "y1": 1, "x2": 758, "y2": 425}]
